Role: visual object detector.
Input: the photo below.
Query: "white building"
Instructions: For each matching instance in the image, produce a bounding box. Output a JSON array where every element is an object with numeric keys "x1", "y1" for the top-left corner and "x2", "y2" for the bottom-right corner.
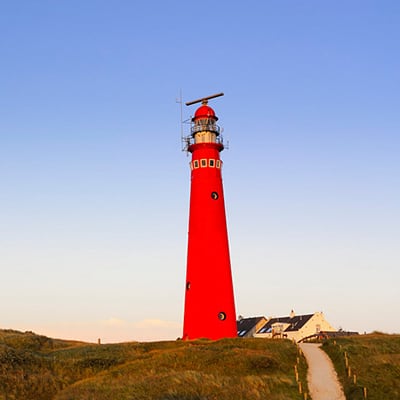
[{"x1": 238, "y1": 310, "x2": 337, "y2": 343}]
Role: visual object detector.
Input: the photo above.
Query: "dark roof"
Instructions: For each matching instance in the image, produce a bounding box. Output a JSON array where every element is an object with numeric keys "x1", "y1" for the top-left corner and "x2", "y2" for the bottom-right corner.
[
  {"x1": 237, "y1": 317, "x2": 265, "y2": 337},
  {"x1": 257, "y1": 314, "x2": 314, "y2": 334}
]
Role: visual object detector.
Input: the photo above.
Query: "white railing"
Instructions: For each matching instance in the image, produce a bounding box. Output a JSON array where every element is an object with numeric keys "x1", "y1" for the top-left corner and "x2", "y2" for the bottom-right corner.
[{"x1": 190, "y1": 123, "x2": 220, "y2": 135}]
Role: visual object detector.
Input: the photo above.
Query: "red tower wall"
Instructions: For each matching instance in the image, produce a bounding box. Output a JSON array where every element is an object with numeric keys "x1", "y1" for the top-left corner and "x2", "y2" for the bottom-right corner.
[{"x1": 183, "y1": 136, "x2": 237, "y2": 339}]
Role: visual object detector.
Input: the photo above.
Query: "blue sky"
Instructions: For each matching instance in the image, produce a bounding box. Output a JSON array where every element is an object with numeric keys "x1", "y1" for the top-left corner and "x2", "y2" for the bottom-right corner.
[{"x1": 1, "y1": 1, "x2": 399, "y2": 342}]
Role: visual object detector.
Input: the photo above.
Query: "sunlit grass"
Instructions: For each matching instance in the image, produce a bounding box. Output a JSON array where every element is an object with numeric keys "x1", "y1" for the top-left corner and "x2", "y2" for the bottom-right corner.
[
  {"x1": 0, "y1": 329, "x2": 307, "y2": 400},
  {"x1": 322, "y1": 333, "x2": 400, "y2": 400}
]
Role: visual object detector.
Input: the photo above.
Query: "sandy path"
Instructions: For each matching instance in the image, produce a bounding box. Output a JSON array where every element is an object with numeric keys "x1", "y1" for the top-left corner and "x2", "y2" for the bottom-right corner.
[{"x1": 299, "y1": 343, "x2": 345, "y2": 400}]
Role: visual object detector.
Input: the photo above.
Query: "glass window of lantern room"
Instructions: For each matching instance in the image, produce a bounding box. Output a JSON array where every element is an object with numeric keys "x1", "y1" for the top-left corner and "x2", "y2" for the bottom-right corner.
[
  {"x1": 201, "y1": 159, "x2": 207, "y2": 167},
  {"x1": 193, "y1": 160, "x2": 199, "y2": 169},
  {"x1": 209, "y1": 159, "x2": 215, "y2": 167}
]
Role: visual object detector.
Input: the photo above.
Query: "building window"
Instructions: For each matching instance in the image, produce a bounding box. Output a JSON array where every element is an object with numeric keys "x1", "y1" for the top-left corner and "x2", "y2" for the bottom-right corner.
[
  {"x1": 211, "y1": 191, "x2": 219, "y2": 200},
  {"x1": 186, "y1": 282, "x2": 191, "y2": 290},
  {"x1": 200, "y1": 159, "x2": 207, "y2": 167},
  {"x1": 193, "y1": 160, "x2": 199, "y2": 169},
  {"x1": 209, "y1": 159, "x2": 215, "y2": 167},
  {"x1": 218, "y1": 312, "x2": 226, "y2": 321}
]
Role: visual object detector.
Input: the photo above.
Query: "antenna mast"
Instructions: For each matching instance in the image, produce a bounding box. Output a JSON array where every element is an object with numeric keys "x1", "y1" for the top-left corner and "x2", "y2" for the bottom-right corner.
[{"x1": 176, "y1": 90, "x2": 188, "y2": 152}]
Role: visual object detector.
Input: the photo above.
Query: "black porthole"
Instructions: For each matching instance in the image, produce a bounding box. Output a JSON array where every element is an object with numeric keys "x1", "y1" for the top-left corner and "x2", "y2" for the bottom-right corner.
[
  {"x1": 218, "y1": 312, "x2": 226, "y2": 321},
  {"x1": 211, "y1": 191, "x2": 219, "y2": 200},
  {"x1": 186, "y1": 282, "x2": 191, "y2": 290}
]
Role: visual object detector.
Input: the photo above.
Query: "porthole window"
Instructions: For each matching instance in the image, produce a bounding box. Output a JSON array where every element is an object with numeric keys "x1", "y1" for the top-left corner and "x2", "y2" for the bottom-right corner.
[
  {"x1": 200, "y1": 159, "x2": 207, "y2": 167},
  {"x1": 193, "y1": 160, "x2": 199, "y2": 169},
  {"x1": 218, "y1": 312, "x2": 226, "y2": 321},
  {"x1": 211, "y1": 191, "x2": 219, "y2": 200},
  {"x1": 209, "y1": 159, "x2": 215, "y2": 167}
]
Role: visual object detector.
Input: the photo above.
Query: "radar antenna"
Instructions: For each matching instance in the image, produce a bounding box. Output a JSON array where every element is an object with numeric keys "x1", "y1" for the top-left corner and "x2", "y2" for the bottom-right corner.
[{"x1": 185, "y1": 92, "x2": 224, "y2": 106}]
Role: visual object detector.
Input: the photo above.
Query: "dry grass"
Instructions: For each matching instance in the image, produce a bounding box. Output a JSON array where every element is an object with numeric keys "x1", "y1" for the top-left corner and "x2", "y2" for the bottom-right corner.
[
  {"x1": 322, "y1": 333, "x2": 400, "y2": 400},
  {"x1": 0, "y1": 329, "x2": 307, "y2": 400}
]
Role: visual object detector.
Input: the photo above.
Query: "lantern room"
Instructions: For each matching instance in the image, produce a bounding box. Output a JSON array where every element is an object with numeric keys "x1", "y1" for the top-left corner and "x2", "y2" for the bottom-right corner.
[{"x1": 191, "y1": 101, "x2": 221, "y2": 144}]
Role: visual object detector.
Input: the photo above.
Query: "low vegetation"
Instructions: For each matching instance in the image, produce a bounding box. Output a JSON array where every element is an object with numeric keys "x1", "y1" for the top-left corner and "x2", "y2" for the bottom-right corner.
[
  {"x1": 322, "y1": 333, "x2": 400, "y2": 400},
  {"x1": 0, "y1": 329, "x2": 307, "y2": 400}
]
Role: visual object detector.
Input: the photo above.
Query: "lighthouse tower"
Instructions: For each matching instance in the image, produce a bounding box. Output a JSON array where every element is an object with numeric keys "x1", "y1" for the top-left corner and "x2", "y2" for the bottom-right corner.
[{"x1": 183, "y1": 93, "x2": 237, "y2": 340}]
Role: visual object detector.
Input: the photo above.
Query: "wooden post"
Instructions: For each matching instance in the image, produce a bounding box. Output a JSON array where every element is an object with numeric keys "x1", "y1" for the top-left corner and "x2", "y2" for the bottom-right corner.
[
  {"x1": 363, "y1": 387, "x2": 367, "y2": 399},
  {"x1": 298, "y1": 381, "x2": 302, "y2": 394},
  {"x1": 348, "y1": 366, "x2": 351, "y2": 377},
  {"x1": 353, "y1": 374, "x2": 357, "y2": 385},
  {"x1": 304, "y1": 392, "x2": 308, "y2": 400}
]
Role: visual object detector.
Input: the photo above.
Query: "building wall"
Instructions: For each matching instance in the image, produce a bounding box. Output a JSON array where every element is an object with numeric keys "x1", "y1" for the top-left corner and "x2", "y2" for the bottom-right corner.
[
  {"x1": 254, "y1": 312, "x2": 336, "y2": 343},
  {"x1": 254, "y1": 322, "x2": 291, "y2": 339},
  {"x1": 285, "y1": 312, "x2": 335, "y2": 342}
]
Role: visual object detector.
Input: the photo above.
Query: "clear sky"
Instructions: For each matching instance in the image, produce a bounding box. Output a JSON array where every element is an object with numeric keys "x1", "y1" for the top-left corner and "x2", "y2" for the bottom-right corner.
[{"x1": 1, "y1": 1, "x2": 399, "y2": 343}]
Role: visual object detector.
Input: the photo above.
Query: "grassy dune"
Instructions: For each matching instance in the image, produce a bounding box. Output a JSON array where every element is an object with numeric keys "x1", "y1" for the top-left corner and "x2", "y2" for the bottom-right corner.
[
  {"x1": 0, "y1": 329, "x2": 307, "y2": 400},
  {"x1": 322, "y1": 333, "x2": 400, "y2": 400}
]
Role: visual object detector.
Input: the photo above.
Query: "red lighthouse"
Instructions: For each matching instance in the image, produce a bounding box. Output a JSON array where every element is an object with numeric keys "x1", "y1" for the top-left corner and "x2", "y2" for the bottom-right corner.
[{"x1": 182, "y1": 93, "x2": 237, "y2": 340}]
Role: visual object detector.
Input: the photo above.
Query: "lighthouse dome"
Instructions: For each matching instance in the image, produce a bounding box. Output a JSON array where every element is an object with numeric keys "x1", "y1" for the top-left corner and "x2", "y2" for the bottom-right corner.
[{"x1": 193, "y1": 104, "x2": 218, "y2": 121}]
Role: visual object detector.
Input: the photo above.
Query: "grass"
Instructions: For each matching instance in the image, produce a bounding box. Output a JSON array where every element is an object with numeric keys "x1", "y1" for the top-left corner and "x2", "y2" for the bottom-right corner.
[
  {"x1": 322, "y1": 332, "x2": 400, "y2": 400},
  {"x1": 0, "y1": 329, "x2": 308, "y2": 400}
]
